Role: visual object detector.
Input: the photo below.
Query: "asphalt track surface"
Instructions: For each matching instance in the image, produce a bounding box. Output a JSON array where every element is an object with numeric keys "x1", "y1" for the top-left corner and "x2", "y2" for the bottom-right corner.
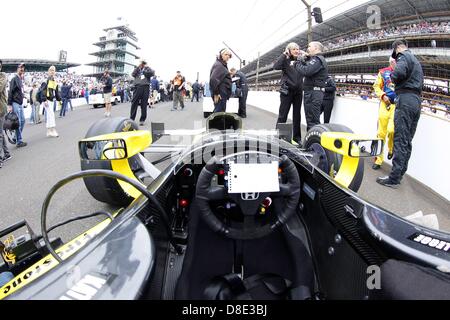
[{"x1": 0, "y1": 99, "x2": 449, "y2": 242}]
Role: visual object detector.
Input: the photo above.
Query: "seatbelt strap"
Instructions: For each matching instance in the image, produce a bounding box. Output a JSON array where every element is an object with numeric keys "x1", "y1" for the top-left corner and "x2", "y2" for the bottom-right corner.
[
  {"x1": 233, "y1": 240, "x2": 244, "y2": 278},
  {"x1": 289, "y1": 285, "x2": 312, "y2": 300},
  {"x1": 203, "y1": 273, "x2": 250, "y2": 300}
]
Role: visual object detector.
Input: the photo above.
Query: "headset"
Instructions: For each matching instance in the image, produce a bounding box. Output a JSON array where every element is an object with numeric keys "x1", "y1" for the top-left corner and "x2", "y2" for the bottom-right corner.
[{"x1": 219, "y1": 48, "x2": 232, "y2": 59}]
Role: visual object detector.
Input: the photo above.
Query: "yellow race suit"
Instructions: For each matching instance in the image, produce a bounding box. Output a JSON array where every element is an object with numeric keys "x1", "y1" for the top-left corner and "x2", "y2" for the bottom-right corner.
[{"x1": 373, "y1": 66, "x2": 396, "y2": 165}]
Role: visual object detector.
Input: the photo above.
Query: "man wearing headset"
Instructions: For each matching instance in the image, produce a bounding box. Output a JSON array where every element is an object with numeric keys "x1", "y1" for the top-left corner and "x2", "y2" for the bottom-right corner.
[
  {"x1": 377, "y1": 39, "x2": 424, "y2": 188},
  {"x1": 295, "y1": 42, "x2": 328, "y2": 132},
  {"x1": 273, "y1": 42, "x2": 304, "y2": 145},
  {"x1": 210, "y1": 49, "x2": 233, "y2": 113}
]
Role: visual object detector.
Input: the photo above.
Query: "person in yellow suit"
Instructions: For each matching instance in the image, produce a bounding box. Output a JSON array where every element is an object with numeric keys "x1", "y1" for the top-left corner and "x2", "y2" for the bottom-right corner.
[{"x1": 372, "y1": 57, "x2": 397, "y2": 170}]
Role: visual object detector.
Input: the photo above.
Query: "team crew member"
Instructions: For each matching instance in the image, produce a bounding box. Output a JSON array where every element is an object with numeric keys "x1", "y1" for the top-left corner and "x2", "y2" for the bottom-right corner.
[
  {"x1": 210, "y1": 49, "x2": 232, "y2": 113},
  {"x1": 273, "y1": 42, "x2": 304, "y2": 144},
  {"x1": 230, "y1": 68, "x2": 249, "y2": 118},
  {"x1": 377, "y1": 39, "x2": 424, "y2": 188},
  {"x1": 131, "y1": 60, "x2": 154, "y2": 126},
  {"x1": 321, "y1": 75, "x2": 336, "y2": 123},
  {"x1": 372, "y1": 57, "x2": 397, "y2": 170},
  {"x1": 295, "y1": 41, "x2": 328, "y2": 131}
]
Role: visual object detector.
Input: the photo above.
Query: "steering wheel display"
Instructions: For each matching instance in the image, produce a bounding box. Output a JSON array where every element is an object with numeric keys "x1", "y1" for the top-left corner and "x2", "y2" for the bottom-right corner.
[{"x1": 195, "y1": 153, "x2": 301, "y2": 240}]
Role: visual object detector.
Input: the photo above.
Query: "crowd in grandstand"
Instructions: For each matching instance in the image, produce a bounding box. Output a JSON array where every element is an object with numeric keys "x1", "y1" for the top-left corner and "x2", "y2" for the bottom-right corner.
[
  {"x1": 250, "y1": 78, "x2": 450, "y2": 120},
  {"x1": 325, "y1": 21, "x2": 450, "y2": 50}
]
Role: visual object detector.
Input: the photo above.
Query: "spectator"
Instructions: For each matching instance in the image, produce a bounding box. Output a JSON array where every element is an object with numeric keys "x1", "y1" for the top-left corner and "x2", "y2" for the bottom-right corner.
[
  {"x1": 130, "y1": 59, "x2": 154, "y2": 125},
  {"x1": 84, "y1": 87, "x2": 89, "y2": 105},
  {"x1": 60, "y1": 81, "x2": 71, "y2": 118},
  {"x1": 0, "y1": 60, "x2": 12, "y2": 167},
  {"x1": 100, "y1": 70, "x2": 113, "y2": 117},
  {"x1": 7, "y1": 63, "x2": 27, "y2": 147},
  {"x1": 40, "y1": 65, "x2": 61, "y2": 138},
  {"x1": 30, "y1": 83, "x2": 41, "y2": 124},
  {"x1": 150, "y1": 76, "x2": 160, "y2": 108},
  {"x1": 172, "y1": 71, "x2": 186, "y2": 111}
]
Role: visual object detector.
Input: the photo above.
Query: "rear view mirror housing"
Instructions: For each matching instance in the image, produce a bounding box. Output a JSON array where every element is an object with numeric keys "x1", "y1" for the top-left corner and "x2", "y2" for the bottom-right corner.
[
  {"x1": 349, "y1": 139, "x2": 383, "y2": 158},
  {"x1": 79, "y1": 139, "x2": 128, "y2": 161},
  {"x1": 79, "y1": 130, "x2": 152, "y2": 161},
  {"x1": 321, "y1": 132, "x2": 383, "y2": 158}
]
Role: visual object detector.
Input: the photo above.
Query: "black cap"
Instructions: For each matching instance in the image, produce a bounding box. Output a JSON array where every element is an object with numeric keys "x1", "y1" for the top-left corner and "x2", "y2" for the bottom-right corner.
[
  {"x1": 18, "y1": 62, "x2": 26, "y2": 69},
  {"x1": 391, "y1": 39, "x2": 408, "y2": 59}
]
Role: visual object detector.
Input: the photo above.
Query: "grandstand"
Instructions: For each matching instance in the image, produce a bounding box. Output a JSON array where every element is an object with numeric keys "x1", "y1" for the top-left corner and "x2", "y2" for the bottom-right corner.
[
  {"x1": 0, "y1": 59, "x2": 80, "y2": 73},
  {"x1": 241, "y1": 0, "x2": 450, "y2": 116}
]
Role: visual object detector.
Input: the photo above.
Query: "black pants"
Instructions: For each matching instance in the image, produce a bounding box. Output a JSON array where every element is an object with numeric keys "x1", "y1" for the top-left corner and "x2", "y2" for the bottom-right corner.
[
  {"x1": 191, "y1": 91, "x2": 200, "y2": 102},
  {"x1": 130, "y1": 85, "x2": 150, "y2": 122},
  {"x1": 321, "y1": 99, "x2": 334, "y2": 123},
  {"x1": 238, "y1": 88, "x2": 248, "y2": 117},
  {"x1": 276, "y1": 89, "x2": 303, "y2": 140},
  {"x1": 304, "y1": 90, "x2": 324, "y2": 131},
  {"x1": 389, "y1": 93, "x2": 421, "y2": 183}
]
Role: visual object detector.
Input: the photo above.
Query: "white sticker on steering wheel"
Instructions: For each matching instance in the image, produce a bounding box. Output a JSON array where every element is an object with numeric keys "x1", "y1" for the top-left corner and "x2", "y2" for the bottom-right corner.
[{"x1": 228, "y1": 161, "x2": 280, "y2": 193}]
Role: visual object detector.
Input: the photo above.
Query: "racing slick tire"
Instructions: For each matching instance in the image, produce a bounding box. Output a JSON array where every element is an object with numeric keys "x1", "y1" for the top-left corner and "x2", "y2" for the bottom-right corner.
[
  {"x1": 81, "y1": 117, "x2": 140, "y2": 206},
  {"x1": 304, "y1": 123, "x2": 364, "y2": 192}
]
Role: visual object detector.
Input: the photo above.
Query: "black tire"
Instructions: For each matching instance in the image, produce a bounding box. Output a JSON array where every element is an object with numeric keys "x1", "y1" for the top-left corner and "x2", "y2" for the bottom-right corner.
[
  {"x1": 304, "y1": 123, "x2": 364, "y2": 192},
  {"x1": 81, "y1": 117, "x2": 140, "y2": 206}
]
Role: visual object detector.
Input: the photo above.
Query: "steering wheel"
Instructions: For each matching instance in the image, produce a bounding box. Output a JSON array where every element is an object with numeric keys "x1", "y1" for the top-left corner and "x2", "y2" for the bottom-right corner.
[
  {"x1": 41, "y1": 169, "x2": 181, "y2": 263},
  {"x1": 195, "y1": 153, "x2": 301, "y2": 240}
]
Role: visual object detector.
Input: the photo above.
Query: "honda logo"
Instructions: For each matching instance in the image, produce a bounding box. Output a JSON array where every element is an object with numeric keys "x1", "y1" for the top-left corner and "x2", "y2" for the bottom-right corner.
[{"x1": 241, "y1": 192, "x2": 260, "y2": 201}]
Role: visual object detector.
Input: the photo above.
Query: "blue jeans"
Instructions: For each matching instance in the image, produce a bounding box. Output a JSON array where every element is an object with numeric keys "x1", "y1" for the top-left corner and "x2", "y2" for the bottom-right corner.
[
  {"x1": 12, "y1": 102, "x2": 25, "y2": 144},
  {"x1": 29, "y1": 105, "x2": 35, "y2": 123},
  {"x1": 0, "y1": 272, "x2": 14, "y2": 287},
  {"x1": 60, "y1": 98, "x2": 69, "y2": 117}
]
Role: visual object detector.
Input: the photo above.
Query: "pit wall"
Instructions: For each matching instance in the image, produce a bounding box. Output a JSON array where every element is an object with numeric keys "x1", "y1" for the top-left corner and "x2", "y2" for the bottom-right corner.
[{"x1": 247, "y1": 91, "x2": 450, "y2": 201}]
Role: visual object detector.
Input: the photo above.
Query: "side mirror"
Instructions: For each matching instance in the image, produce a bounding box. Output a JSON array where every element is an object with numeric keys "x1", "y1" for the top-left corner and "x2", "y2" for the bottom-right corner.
[
  {"x1": 79, "y1": 130, "x2": 152, "y2": 161},
  {"x1": 80, "y1": 139, "x2": 127, "y2": 161},
  {"x1": 349, "y1": 139, "x2": 384, "y2": 158}
]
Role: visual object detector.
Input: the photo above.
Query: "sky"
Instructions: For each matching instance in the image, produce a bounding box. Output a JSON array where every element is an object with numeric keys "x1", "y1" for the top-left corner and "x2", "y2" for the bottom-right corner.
[{"x1": 2, "y1": 0, "x2": 369, "y2": 82}]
